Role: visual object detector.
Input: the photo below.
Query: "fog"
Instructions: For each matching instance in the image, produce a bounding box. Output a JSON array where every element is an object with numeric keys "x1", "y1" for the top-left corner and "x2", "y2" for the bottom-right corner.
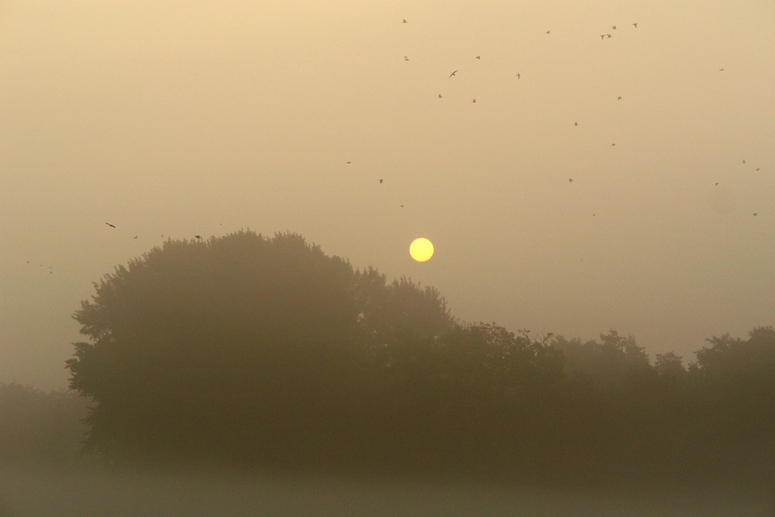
[
  {"x1": 2, "y1": 461, "x2": 769, "y2": 517},
  {"x1": 1, "y1": 1, "x2": 773, "y2": 390},
  {"x1": 0, "y1": 2, "x2": 774, "y2": 512}
]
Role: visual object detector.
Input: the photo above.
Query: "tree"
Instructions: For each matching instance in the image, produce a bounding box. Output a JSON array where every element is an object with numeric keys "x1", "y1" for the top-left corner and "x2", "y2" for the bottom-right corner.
[
  {"x1": 0, "y1": 383, "x2": 89, "y2": 462},
  {"x1": 354, "y1": 269, "x2": 456, "y2": 358},
  {"x1": 66, "y1": 231, "x2": 456, "y2": 466},
  {"x1": 550, "y1": 329, "x2": 649, "y2": 384},
  {"x1": 654, "y1": 352, "x2": 685, "y2": 378},
  {"x1": 693, "y1": 326, "x2": 775, "y2": 376}
]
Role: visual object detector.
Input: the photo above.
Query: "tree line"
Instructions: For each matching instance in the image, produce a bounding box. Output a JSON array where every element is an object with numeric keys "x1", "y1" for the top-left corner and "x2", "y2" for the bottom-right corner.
[{"x1": 60, "y1": 230, "x2": 774, "y2": 491}]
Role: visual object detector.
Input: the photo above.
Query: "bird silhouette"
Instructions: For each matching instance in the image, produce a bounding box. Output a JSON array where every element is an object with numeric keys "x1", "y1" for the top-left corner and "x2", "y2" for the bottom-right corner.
[
  {"x1": 402, "y1": 19, "x2": 407, "y2": 23},
  {"x1": 569, "y1": 178, "x2": 573, "y2": 182},
  {"x1": 754, "y1": 213, "x2": 758, "y2": 217},
  {"x1": 719, "y1": 68, "x2": 724, "y2": 71},
  {"x1": 475, "y1": 55, "x2": 480, "y2": 59},
  {"x1": 472, "y1": 98, "x2": 476, "y2": 103},
  {"x1": 715, "y1": 182, "x2": 719, "y2": 186},
  {"x1": 546, "y1": 30, "x2": 550, "y2": 34},
  {"x1": 600, "y1": 35, "x2": 606, "y2": 40},
  {"x1": 346, "y1": 161, "x2": 351, "y2": 164},
  {"x1": 612, "y1": 25, "x2": 616, "y2": 29},
  {"x1": 438, "y1": 94, "x2": 442, "y2": 98},
  {"x1": 106, "y1": 222, "x2": 116, "y2": 228},
  {"x1": 617, "y1": 96, "x2": 622, "y2": 100},
  {"x1": 633, "y1": 23, "x2": 638, "y2": 28},
  {"x1": 404, "y1": 56, "x2": 409, "y2": 61},
  {"x1": 743, "y1": 160, "x2": 746, "y2": 164},
  {"x1": 379, "y1": 179, "x2": 383, "y2": 184},
  {"x1": 574, "y1": 121, "x2": 578, "y2": 126},
  {"x1": 195, "y1": 235, "x2": 202, "y2": 240},
  {"x1": 612, "y1": 143, "x2": 616, "y2": 146},
  {"x1": 449, "y1": 70, "x2": 458, "y2": 78},
  {"x1": 606, "y1": 34, "x2": 612, "y2": 38},
  {"x1": 516, "y1": 73, "x2": 521, "y2": 79}
]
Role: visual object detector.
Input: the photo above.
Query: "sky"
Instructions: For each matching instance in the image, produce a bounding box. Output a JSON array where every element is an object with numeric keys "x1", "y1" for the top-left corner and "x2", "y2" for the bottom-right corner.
[{"x1": 1, "y1": 0, "x2": 773, "y2": 390}]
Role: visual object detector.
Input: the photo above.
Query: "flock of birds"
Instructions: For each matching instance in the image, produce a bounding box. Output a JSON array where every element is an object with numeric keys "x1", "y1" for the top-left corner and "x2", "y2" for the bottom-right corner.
[
  {"x1": 400, "y1": 19, "x2": 641, "y2": 106},
  {"x1": 358, "y1": 18, "x2": 766, "y2": 218},
  {"x1": 24, "y1": 16, "x2": 767, "y2": 275}
]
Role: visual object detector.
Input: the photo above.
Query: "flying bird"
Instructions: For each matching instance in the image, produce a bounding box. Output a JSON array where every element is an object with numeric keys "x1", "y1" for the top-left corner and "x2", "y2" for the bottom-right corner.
[
  {"x1": 633, "y1": 23, "x2": 638, "y2": 28},
  {"x1": 754, "y1": 213, "x2": 758, "y2": 217},
  {"x1": 438, "y1": 94, "x2": 442, "y2": 98},
  {"x1": 574, "y1": 121, "x2": 578, "y2": 126},
  {"x1": 472, "y1": 98, "x2": 476, "y2": 103},
  {"x1": 546, "y1": 30, "x2": 550, "y2": 34},
  {"x1": 402, "y1": 19, "x2": 407, "y2": 23},
  {"x1": 611, "y1": 143, "x2": 616, "y2": 146},
  {"x1": 600, "y1": 35, "x2": 606, "y2": 40},
  {"x1": 195, "y1": 235, "x2": 202, "y2": 240},
  {"x1": 449, "y1": 70, "x2": 458, "y2": 78},
  {"x1": 606, "y1": 34, "x2": 612, "y2": 38},
  {"x1": 346, "y1": 161, "x2": 351, "y2": 164},
  {"x1": 715, "y1": 182, "x2": 719, "y2": 186},
  {"x1": 404, "y1": 56, "x2": 409, "y2": 61},
  {"x1": 612, "y1": 25, "x2": 617, "y2": 30},
  {"x1": 106, "y1": 222, "x2": 116, "y2": 228},
  {"x1": 475, "y1": 55, "x2": 480, "y2": 60},
  {"x1": 569, "y1": 178, "x2": 573, "y2": 182},
  {"x1": 379, "y1": 179, "x2": 383, "y2": 184},
  {"x1": 516, "y1": 73, "x2": 521, "y2": 79},
  {"x1": 617, "y1": 96, "x2": 622, "y2": 100},
  {"x1": 743, "y1": 160, "x2": 746, "y2": 164},
  {"x1": 719, "y1": 68, "x2": 724, "y2": 71}
]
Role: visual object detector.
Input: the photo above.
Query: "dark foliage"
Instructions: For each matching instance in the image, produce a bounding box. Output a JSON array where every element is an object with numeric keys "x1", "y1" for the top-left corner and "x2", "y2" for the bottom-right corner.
[
  {"x1": 65, "y1": 230, "x2": 774, "y2": 493},
  {"x1": 66, "y1": 231, "x2": 455, "y2": 466},
  {"x1": 0, "y1": 383, "x2": 89, "y2": 463}
]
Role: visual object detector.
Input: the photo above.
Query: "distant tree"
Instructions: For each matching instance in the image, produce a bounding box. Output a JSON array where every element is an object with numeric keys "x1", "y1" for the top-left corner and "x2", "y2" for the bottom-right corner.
[
  {"x1": 692, "y1": 326, "x2": 775, "y2": 376},
  {"x1": 354, "y1": 268, "x2": 455, "y2": 357},
  {"x1": 654, "y1": 352, "x2": 685, "y2": 378},
  {"x1": 0, "y1": 383, "x2": 89, "y2": 462},
  {"x1": 690, "y1": 326, "x2": 775, "y2": 430},
  {"x1": 674, "y1": 326, "x2": 775, "y2": 485},
  {"x1": 550, "y1": 329, "x2": 649, "y2": 384}
]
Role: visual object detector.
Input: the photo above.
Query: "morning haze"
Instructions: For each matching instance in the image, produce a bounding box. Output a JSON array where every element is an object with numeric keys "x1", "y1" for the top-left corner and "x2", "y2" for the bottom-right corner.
[{"x1": 1, "y1": 0, "x2": 773, "y2": 393}]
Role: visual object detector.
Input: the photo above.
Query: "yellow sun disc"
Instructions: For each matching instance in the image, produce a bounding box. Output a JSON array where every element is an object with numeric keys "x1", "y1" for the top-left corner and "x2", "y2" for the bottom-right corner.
[{"x1": 409, "y1": 238, "x2": 434, "y2": 262}]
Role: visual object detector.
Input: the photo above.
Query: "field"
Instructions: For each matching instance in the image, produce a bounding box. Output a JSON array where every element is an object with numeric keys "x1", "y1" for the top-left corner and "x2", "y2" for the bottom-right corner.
[{"x1": 1, "y1": 459, "x2": 770, "y2": 517}]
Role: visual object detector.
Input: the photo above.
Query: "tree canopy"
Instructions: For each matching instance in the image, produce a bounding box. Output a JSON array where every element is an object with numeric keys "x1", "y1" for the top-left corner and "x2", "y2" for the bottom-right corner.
[
  {"x1": 66, "y1": 230, "x2": 775, "y2": 491},
  {"x1": 66, "y1": 231, "x2": 456, "y2": 462}
]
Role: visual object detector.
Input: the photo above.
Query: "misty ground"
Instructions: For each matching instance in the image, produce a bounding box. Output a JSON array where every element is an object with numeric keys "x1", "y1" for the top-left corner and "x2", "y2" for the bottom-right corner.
[{"x1": 1, "y1": 458, "x2": 771, "y2": 517}]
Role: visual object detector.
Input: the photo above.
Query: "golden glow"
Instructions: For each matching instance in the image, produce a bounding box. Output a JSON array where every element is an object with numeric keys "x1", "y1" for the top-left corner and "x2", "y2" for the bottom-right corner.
[{"x1": 409, "y1": 238, "x2": 434, "y2": 262}]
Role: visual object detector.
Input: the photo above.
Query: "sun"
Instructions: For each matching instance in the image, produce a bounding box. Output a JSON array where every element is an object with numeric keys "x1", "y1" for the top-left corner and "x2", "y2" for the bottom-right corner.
[{"x1": 409, "y1": 238, "x2": 434, "y2": 262}]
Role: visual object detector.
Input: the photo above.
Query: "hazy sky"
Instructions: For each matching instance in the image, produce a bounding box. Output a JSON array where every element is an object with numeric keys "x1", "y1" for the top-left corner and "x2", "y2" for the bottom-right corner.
[{"x1": 2, "y1": 1, "x2": 773, "y2": 390}]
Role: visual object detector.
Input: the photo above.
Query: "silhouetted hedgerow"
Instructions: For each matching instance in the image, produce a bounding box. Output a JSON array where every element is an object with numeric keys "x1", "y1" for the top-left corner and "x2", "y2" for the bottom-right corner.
[
  {"x1": 0, "y1": 383, "x2": 89, "y2": 463},
  {"x1": 65, "y1": 231, "x2": 775, "y2": 491}
]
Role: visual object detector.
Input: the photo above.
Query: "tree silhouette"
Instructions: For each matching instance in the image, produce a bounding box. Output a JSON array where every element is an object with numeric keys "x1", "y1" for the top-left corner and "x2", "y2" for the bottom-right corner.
[
  {"x1": 64, "y1": 231, "x2": 775, "y2": 491},
  {"x1": 66, "y1": 231, "x2": 454, "y2": 466}
]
